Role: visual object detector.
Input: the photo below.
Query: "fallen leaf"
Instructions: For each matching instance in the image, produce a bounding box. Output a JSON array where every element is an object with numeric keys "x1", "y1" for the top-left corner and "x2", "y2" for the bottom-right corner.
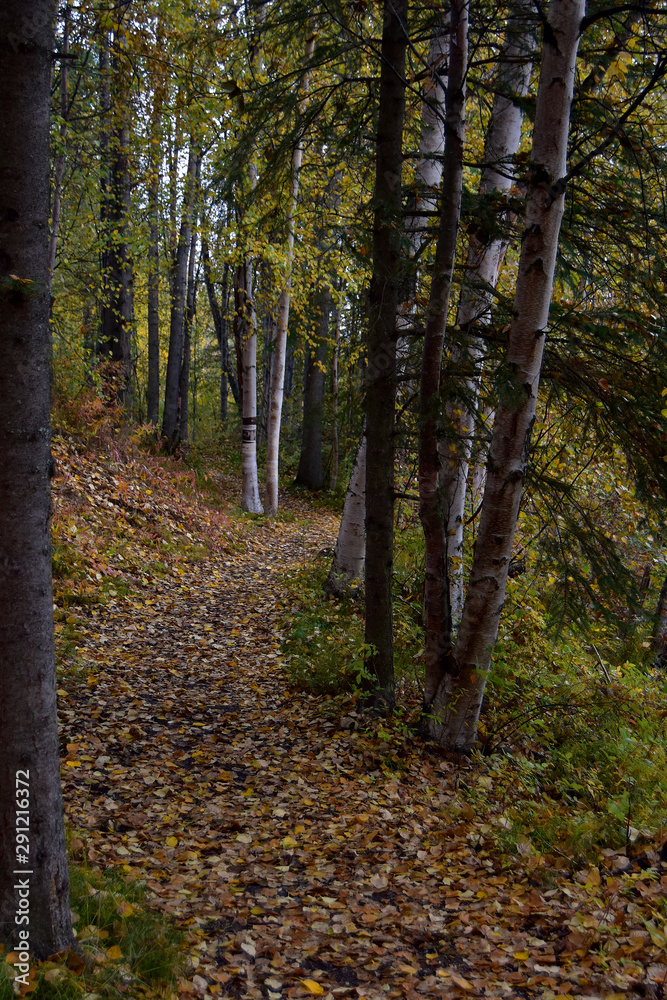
[{"x1": 299, "y1": 981, "x2": 325, "y2": 995}]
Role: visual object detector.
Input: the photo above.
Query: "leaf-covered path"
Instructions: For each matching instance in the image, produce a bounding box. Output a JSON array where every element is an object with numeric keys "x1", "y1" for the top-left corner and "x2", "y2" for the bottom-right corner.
[{"x1": 53, "y1": 432, "x2": 667, "y2": 1000}]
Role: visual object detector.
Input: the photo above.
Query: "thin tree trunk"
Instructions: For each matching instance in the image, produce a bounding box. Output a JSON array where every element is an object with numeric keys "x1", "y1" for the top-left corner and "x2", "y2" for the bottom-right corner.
[
  {"x1": 265, "y1": 36, "x2": 315, "y2": 515},
  {"x1": 162, "y1": 142, "x2": 198, "y2": 444},
  {"x1": 237, "y1": 263, "x2": 264, "y2": 512},
  {"x1": 48, "y1": 7, "x2": 70, "y2": 292},
  {"x1": 202, "y1": 240, "x2": 240, "y2": 414},
  {"x1": 418, "y1": 0, "x2": 468, "y2": 706},
  {"x1": 99, "y1": 28, "x2": 134, "y2": 406},
  {"x1": 330, "y1": 298, "x2": 341, "y2": 491},
  {"x1": 441, "y1": 0, "x2": 538, "y2": 627},
  {"x1": 0, "y1": 0, "x2": 75, "y2": 958},
  {"x1": 653, "y1": 569, "x2": 667, "y2": 667},
  {"x1": 179, "y1": 233, "x2": 198, "y2": 443},
  {"x1": 364, "y1": 0, "x2": 409, "y2": 705},
  {"x1": 431, "y1": 0, "x2": 586, "y2": 750},
  {"x1": 335, "y1": 19, "x2": 449, "y2": 598},
  {"x1": 296, "y1": 284, "x2": 331, "y2": 490},
  {"x1": 325, "y1": 436, "x2": 367, "y2": 597},
  {"x1": 146, "y1": 91, "x2": 162, "y2": 426},
  {"x1": 407, "y1": 15, "x2": 449, "y2": 241},
  {"x1": 257, "y1": 308, "x2": 274, "y2": 451}
]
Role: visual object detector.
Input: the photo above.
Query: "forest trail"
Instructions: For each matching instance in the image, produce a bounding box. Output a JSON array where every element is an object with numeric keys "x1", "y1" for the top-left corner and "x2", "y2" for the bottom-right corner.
[{"x1": 52, "y1": 429, "x2": 666, "y2": 1000}]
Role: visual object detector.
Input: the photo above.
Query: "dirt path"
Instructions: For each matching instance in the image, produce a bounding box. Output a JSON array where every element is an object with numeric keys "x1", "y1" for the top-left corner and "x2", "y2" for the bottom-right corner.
[{"x1": 54, "y1": 435, "x2": 665, "y2": 1000}]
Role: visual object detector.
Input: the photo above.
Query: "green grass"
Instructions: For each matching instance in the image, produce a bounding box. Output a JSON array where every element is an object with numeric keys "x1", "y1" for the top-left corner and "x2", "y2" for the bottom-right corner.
[{"x1": 0, "y1": 864, "x2": 183, "y2": 999}]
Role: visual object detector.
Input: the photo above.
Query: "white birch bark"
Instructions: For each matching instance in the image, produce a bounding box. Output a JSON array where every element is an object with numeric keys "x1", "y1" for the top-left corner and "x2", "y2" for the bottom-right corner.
[
  {"x1": 441, "y1": 0, "x2": 537, "y2": 626},
  {"x1": 265, "y1": 37, "x2": 315, "y2": 516},
  {"x1": 409, "y1": 18, "x2": 449, "y2": 240},
  {"x1": 324, "y1": 435, "x2": 367, "y2": 596},
  {"x1": 239, "y1": 261, "x2": 263, "y2": 513},
  {"x1": 398, "y1": 19, "x2": 448, "y2": 340},
  {"x1": 430, "y1": 0, "x2": 586, "y2": 749},
  {"x1": 238, "y1": 2, "x2": 265, "y2": 513}
]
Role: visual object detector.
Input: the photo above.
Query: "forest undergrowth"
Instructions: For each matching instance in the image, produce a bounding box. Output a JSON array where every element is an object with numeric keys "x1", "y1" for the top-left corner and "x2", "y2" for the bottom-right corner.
[{"x1": 4, "y1": 401, "x2": 667, "y2": 1000}]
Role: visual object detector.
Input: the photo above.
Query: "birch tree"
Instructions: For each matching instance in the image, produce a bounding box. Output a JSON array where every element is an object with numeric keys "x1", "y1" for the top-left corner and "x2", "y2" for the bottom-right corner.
[
  {"x1": 265, "y1": 36, "x2": 315, "y2": 516},
  {"x1": 441, "y1": 0, "x2": 537, "y2": 626},
  {"x1": 428, "y1": 0, "x2": 586, "y2": 749},
  {"x1": 324, "y1": 434, "x2": 367, "y2": 597},
  {"x1": 237, "y1": 261, "x2": 264, "y2": 512}
]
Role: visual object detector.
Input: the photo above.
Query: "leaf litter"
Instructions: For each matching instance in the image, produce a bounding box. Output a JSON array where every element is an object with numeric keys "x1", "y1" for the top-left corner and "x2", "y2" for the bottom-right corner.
[{"x1": 51, "y1": 429, "x2": 667, "y2": 1000}]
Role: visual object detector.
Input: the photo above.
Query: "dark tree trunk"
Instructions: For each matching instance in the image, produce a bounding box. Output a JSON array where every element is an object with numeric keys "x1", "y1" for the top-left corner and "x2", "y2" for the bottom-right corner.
[
  {"x1": 146, "y1": 87, "x2": 162, "y2": 426},
  {"x1": 654, "y1": 570, "x2": 667, "y2": 667},
  {"x1": 202, "y1": 238, "x2": 240, "y2": 415},
  {"x1": 364, "y1": 0, "x2": 409, "y2": 705},
  {"x1": 146, "y1": 145, "x2": 160, "y2": 425},
  {"x1": 330, "y1": 297, "x2": 341, "y2": 491},
  {"x1": 99, "y1": 30, "x2": 133, "y2": 405},
  {"x1": 0, "y1": 0, "x2": 75, "y2": 958},
  {"x1": 178, "y1": 330, "x2": 191, "y2": 443},
  {"x1": 162, "y1": 143, "x2": 198, "y2": 444},
  {"x1": 178, "y1": 231, "x2": 198, "y2": 443},
  {"x1": 296, "y1": 284, "x2": 331, "y2": 490},
  {"x1": 418, "y1": 0, "x2": 468, "y2": 706}
]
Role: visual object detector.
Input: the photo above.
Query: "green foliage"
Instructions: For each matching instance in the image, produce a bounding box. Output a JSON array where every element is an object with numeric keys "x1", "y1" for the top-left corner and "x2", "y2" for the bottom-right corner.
[
  {"x1": 281, "y1": 565, "x2": 370, "y2": 694},
  {"x1": 477, "y1": 597, "x2": 667, "y2": 862},
  {"x1": 0, "y1": 864, "x2": 182, "y2": 999},
  {"x1": 281, "y1": 530, "x2": 424, "y2": 698}
]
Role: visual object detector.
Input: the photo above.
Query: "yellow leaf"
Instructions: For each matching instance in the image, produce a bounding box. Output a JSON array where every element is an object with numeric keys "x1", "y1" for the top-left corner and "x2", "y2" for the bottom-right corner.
[
  {"x1": 282, "y1": 836, "x2": 299, "y2": 848},
  {"x1": 165, "y1": 836, "x2": 178, "y2": 847},
  {"x1": 299, "y1": 980, "x2": 325, "y2": 995},
  {"x1": 450, "y1": 973, "x2": 474, "y2": 990},
  {"x1": 117, "y1": 902, "x2": 134, "y2": 917},
  {"x1": 513, "y1": 951, "x2": 530, "y2": 961},
  {"x1": 106, "y1": 945, "x2": 123, "y2": 960}
]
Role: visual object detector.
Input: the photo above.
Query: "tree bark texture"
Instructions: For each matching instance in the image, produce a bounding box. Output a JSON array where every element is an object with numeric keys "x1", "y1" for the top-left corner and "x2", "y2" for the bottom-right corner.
[
  {"x1": 265, "y1": 36, "x2": 315, "y2": 515},
  {"x1": 0, "y1": 0, "x2": 75, "y2": 958},
  {"x1": 146, "y1": 90, "x2": 163, "y2": 426},
  {"x1": 418, "y1": 0, "x2": 468, "y2": 707},
  {"x1": 339, "y1": 20, "x2": 448, "y2": 603},
  {"x1": 237, "y1": 263, "x2": 264, "y2": 513},
  {"x1": 162, "y1": 143, "x2": 198, "y2": 444},
  {"x1": 325, "y1": 435, "x2": 367, "y2": 597},
  {"x1": 99, "y1": 29, "x2": 134, "y2": 405},
  {"x1": 330, "y1": 298, "x2": 341, "y2": 491},
  {"x1": 202, "y1": 241, "x2": 240, "y2": 416},
  {"x1": 364, "y1": 0, "x2": 409, "y2": 704},
  {"x1": 48, "y1": 7, "x2": 70, "y2": 291},
  {"x1": 431, "y1": 0, "x2": 586, "y2": 749},
  {"x1": 441, "y1": 0, "x2": 537, "y2": 627},
  {"x1": 296, "y1": 284, "x2": 331, "y2": 490},
  {"x1": 178, "y1": 229, "x2": 197, "y2": 443},
  {"x1": 653, "y1": 569, "x2": 667, "y2": 668}
]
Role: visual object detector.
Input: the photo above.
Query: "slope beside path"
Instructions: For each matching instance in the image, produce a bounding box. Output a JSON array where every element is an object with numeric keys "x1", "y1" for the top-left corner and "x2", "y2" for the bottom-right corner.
[{"x1": 52, "y1": 431, "x2": 666, "y2": 1000}]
